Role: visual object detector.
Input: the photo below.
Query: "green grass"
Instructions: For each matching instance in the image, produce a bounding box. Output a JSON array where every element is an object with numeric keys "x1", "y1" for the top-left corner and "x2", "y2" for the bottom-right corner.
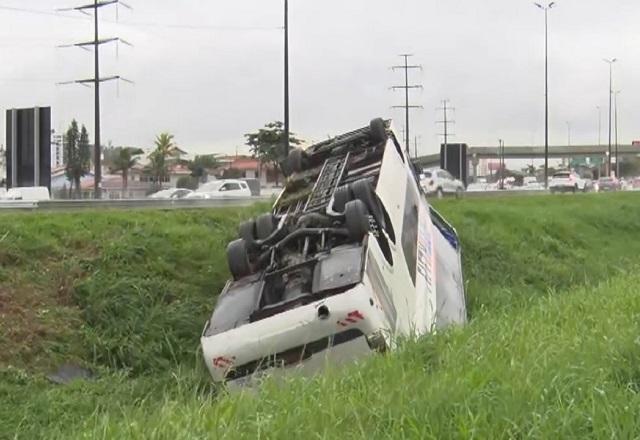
[{"x1": 1, "y1": 193, "x2": 640, "y2": 439}]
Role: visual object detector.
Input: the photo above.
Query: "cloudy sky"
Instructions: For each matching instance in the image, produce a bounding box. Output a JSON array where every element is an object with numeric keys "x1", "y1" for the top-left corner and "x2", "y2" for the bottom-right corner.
[{"x1": 0, "y1": 0, "x2": 638, "y2": 156}]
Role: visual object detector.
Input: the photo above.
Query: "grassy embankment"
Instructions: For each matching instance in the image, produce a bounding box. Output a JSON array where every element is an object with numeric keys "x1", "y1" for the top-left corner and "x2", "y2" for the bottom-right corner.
[{"x1": 2, "y1": 193, "x2": 640, "y2": 438}]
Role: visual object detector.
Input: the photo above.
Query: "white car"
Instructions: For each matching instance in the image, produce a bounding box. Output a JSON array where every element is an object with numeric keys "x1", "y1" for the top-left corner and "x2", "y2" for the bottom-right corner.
[
  {"x1": 200, "y1": 118, "x2": 467, "y2": 386},
  {"x1": 1, "y1": 186, "x2": 50, "y2": 201},
  {"x1": 549, "y1": 171, "x2": 588, "y2": 193},
  {"x1": 186, "y1": 179, "x2": 252, "y2": 199},
  {"x1": 420, "y1": 168, "x2": 465, "y2": 198},
  {"x1": 148, "y1": 188, "x2": 193, "y2": 199}
]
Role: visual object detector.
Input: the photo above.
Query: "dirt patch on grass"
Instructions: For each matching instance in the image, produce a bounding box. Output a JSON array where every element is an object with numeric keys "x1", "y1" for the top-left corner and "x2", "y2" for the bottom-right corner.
[{"x1": 0, "y1": 280, "x2": 83, "y2": 370}]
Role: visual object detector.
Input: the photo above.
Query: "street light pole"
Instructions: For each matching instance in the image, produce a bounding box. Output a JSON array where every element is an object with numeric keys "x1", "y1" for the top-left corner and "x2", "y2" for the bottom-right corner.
[
  {"x1": 534, "y1": 2, "x2": 555, "y2": 189},
  {"x1": 94, "y1": 0, "x2": 101, "y2": 198},
  {"x1": 603, "y1": 58, "x2": 617, "y2": 177}
]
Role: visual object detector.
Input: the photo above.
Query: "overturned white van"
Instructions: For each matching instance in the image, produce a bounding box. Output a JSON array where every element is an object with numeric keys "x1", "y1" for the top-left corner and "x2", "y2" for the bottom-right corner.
[{"x1": 201, "y1": 118, "x2": 466, "y2": 385}]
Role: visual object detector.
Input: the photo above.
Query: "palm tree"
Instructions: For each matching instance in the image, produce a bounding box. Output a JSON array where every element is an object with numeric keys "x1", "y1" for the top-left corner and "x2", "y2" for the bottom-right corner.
[
  {"x1": 109, "y1": 147, "x2": 144, "y2": 197},
  {"x1": 147, "y1": 133, "x2": 180, "y2": 190}
]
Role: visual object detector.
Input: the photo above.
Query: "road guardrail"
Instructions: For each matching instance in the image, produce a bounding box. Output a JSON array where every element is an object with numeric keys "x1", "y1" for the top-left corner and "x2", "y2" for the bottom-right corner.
[{"x1": 0, "y1": 196, "x2": 274, "y2": 212}]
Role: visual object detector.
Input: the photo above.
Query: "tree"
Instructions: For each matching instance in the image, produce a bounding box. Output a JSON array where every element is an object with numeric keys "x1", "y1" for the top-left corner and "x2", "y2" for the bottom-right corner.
[
  {"x1": 64, "y1": 120, "x2": 91, "y2": 198},
  {"x1": 245, "y1": 121, "x2": 302, "y2": 184},
  {"x1": 523, "y1": 164, "x2": 536, "y2": 176},
  {"x1": 146, "y1": 133, "x2": 179, "y2": 190},
  {"x1": 187, "y1": 154, "x2": 219, "y2": 183},
  {"x1": 108, "y1": 147, "x2": 144, "y2": 197}
]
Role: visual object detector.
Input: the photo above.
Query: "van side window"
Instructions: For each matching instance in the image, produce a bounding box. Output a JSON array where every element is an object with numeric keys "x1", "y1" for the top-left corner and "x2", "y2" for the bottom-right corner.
[
  {"x1": 401, "y1": 177, "x2": 420, "y2": 285},
  {"x1": 222, "y1": 182, "x2": 241, "y2": 191}
]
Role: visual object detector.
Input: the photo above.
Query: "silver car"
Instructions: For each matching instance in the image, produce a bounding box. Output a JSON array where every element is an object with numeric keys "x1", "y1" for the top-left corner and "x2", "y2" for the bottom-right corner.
[{"x1": 420, "y1": 169, "x2": 465, "y2": 198}]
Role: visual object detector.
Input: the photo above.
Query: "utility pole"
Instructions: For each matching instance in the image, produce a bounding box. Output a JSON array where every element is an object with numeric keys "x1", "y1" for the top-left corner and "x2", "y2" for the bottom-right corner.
[
  {"x1": 603, "y1": 58, "x2": 617, "y2": 177},
  {"x1": 283, "y1": 0, "x2": 290, "y2": 157},
  {"x1": 58, "y1": 0, "x2": 132, "y2": 199},
  {"x1": 436, "y1": 100, "x2": 455, "y2": 169},
  {"x1": 391, "y1": 54, "x2": 422, "y2": 154}
]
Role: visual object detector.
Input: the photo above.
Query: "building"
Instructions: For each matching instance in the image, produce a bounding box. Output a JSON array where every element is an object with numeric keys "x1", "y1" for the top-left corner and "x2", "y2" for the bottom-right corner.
[
  {"x1": 128, "y1": 162, "x2": 192, "y2": 190},
  {"x1": 216, "y1": 155, "x2": 283, "y2": 185}
]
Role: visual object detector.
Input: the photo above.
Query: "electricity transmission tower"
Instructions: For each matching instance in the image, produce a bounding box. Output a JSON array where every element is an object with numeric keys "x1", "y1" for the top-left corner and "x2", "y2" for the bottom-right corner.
[
  {"x1": 436, "y1": 99, "x2": 455, "y2": 169},
  {"x1": 58, "y1": 0, "x2": 133, "y2": 199},
  {"x1": 391, "y1": 54, "x2": 422, "y2": 154}
]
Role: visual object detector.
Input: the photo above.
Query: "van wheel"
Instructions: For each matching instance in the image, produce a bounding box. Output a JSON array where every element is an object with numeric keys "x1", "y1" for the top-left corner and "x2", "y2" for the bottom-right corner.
[
  {"x1": 227, "y1": 239, "x2": 252, "y2": 280},
  {"x1": 350, "y1": 179, "x2": 384, "y2": 227},
  {"x1": 255, "y1": 213, "x2": 276, "y2": 240},
  {"x1": 436, "y1": 188, "x2": 444, "y2": 199},
  {"x1": 332, "y1": 184, "x2": 352, "y2": 213},
  {"x1": 345, "y1": 200, "x2": 370, "y2": 241},
  {"x1": 369, "y1": 118, "x2": 387, "y2": 145},
  {"x1": 287, "y1": 148, "x2": 306, "y2": 174},
  {"x1": 455, "y1": 188, "x2": 464, "y2": 199},
  {"x1": 238, "y1": 220, "x2": 256, "y2": 244}
]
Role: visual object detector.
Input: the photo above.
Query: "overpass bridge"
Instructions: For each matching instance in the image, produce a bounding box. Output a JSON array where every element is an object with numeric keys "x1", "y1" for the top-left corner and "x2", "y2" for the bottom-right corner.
[{"x1": 416, "y1": 144, "x2": 640, "y2": 170}]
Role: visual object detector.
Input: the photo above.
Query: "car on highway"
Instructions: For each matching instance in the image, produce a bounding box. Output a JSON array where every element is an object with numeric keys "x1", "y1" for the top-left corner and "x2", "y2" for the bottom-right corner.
[
  {"x1": 597, "y1": 176, "x2": 621, "y2": 192},
  {"x1": 200, "y1": 118, "x2": 467, "y2": 386},
  {"x1": 549, "y1": 171, "x2": 588, "y2": 193},
  {"x1": 420, "y1": 168, "x2": 465, "y2": 198},
  {"x1": 0, "y1": 186, "x2": 51, "y2": 201},
  {"x1": 148, "y1": 188, "x2": 193, "y2": 199},
  {"x1": 185, "y1": 179, "x2": 252, "y2": 199}
]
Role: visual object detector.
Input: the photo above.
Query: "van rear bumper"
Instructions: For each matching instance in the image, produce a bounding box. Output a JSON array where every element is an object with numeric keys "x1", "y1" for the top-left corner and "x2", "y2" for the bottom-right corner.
[{"x1": 200, "y1": 284, "x2": 387, "y2": 383}]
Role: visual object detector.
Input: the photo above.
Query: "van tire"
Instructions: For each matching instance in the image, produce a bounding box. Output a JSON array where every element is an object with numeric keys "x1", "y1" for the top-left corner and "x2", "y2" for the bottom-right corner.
[
  {"x1": 350, "y1": 179, "x2": 384, "y2": 227},
  {"x1": 345, "y1": 200, "x2": 370, "y2": 241},
  {"x1": 255, "y1": 213, "x2": 276, "y2": 240},
  {"x1": 238, "y1": 220, "x2": 256, "y2": 244},
  {"x1": 332, "y1": 184, "x2": 351, "y2": 213},
  {"x1": 369, "y1": 118, "x2": 387, "y2": 145},
  {"x1": 227, "y1": 239, "x2": 252, "y2": 280},
  {"x1": 287, "y1": 148, "x2": 306, "y2": 174}
]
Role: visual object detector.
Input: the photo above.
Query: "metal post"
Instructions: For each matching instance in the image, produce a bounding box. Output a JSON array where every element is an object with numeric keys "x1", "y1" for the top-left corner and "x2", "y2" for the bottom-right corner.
[
  {"x1": 544, "y1": 8, "x2": 549, "y2": 189},
  {"x1": 34, "y1": 107, "x2": 40, "y2": 186},
  {"x1": 608, "y1": 62, "x2": 612, "y2": 176},
  {"x1": 615, "y1": 91, "x2": 619, "y2": 178},
  {"x1": 94, "y1": 0, "x2": 102, "y2": 198},
  {"x1": 284, "y1": 0, "x2": 290, "y2": 157},
  {"x1": 597, "y1": 106, "x2": 601, "y2": 146},
  {"x1": 10, "y1": 109, "x2": 17, "y2": 188}
]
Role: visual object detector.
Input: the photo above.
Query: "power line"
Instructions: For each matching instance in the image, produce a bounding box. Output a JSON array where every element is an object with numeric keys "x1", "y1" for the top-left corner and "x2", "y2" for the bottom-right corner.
[
  {"x1": 0, "y1": 5, "x2": 281, "y2": 30},
  {"x1": 436, "y1": 99, "x2": 456, "y2": 170},
  {"x1": 391, "y1": 54, "x2": 422, "y2": 155},
  {"x1": 58, "y1": 0, "x2": 133, "y2": 199}
]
